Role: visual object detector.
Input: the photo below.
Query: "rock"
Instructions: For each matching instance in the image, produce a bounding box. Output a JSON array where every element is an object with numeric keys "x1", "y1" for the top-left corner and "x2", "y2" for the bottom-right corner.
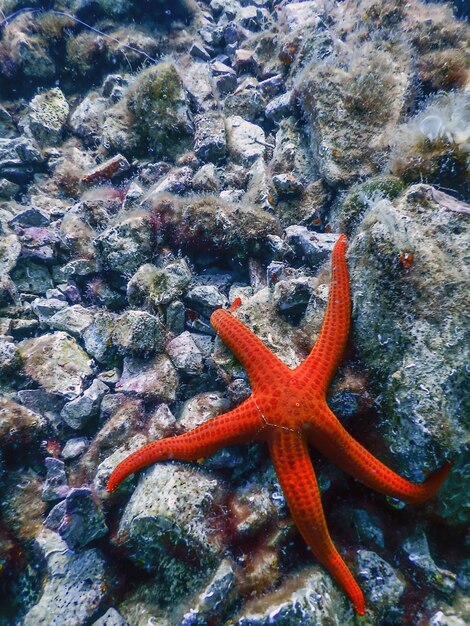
[
  {"x1": 127, "y1": 62, "x2": 193, "y2": 158},
  {"x1": 296, "y1": 41, "x2": 410, "y2": 185},
  {"x1": 116, "y1": 354, "x2": 179, "y2": 402},
  {"x1": 127, "y1": 259, "x2": 192, "y2": 308},
  {"x1": 0, "y1": 338, "x2": 21, "y2": 376},
  {"x1": 69, "y1": 94, "x2": 107, "y2": 145},
  {"x1": 0, "y1": 177, "x2": 20, "y2": 198},
  {"x1": 272, "y1": 172, "x2": 303, "y2": 197},
  {"x1": 194, "y1": 111, "x2": 227, "y2": 163},
  {"x1": 58, "y1": 488, "x2": 108, "y2": 549},
  {"x1": 113, "y1": 310, "x2": 165, "y2": 356},
  {"x1": 82, "y1": 312, "x2": 117, "y2": 365},
  {"x1": 349, "y1": 185, "x2": 469, "y2": 507},
  {"x1": 166, "y1": 331, "x2": 204, "y2": 376},
  {"x1": 403, "y1": 531, "x2": 456, "y2": 594},
  {"x1": 18, "y1": 332, "x2": 93, "y2": 400},
  {"x1": 31, "y1": 297, "x2": 68, "y2": 324},
  {"x1": 272, "y1": 277, "x2": 316, "y2": 314},
  {"x1": 179, "y1": 559, "x2": 238, "y2": 626},
  {"x1": 117, "y1": 464, "x2": 225, "y2": 573},
  {"x1": 10, "y1": 260, "x2": 53, "y2": 294},
  {"x1": 0, "y1": 396, "x2": 47, "y2": 445},
  {"x1": 42, "y1": 457, "x2": 69, "y2": 502},
  {"x1": 150, "y1": 194, "x2": 280, "y2": 259},
  {"x1": 229, "y1": 566, "x2": 350, "y2": 625},
  {"x1": 91, "y1": 608, "x2": 128, "y2": 626},
  {"x1": 8, "y1": 206, "x2": 49, "y2": 227},
  {"x1": 226, "y1": 116, "x2": 265, "y2": 164},
  {"x1": 428, "y1": 609, "x2": 468, "y2": 626},
  {"x1": 61, "y1": 380, "x2": 109, "y2": 430},
  {"x1": 265, "y1": 90, "x2": 293, "y2": 122},
  {"x1": 96, "y1": 212, "x2": 154, "y2": 275},
  {"x1": 28, "y1": 88, "x2": 69, "y2": 146},
  {"x1": 212, "y1": 61, "x2": 238, "y2": 94},
  {"x1": 284, "y1": 227, "x2": 339, "y2": 268},
  {"x1": 22, "y1": 529, "x2": 108, "y2": 626},
  {"x1": 147, "y1": 403, "x2": 177, "y2": 440},
  {"x1": 355, "y1": 550, "x2": 405, "y2": 618},
  {"x1": 61, "y1": 437, "x2": 89, "y2": 460},
  {"x1": 48, "y1": 305, "x2": 95, "y2": 338},
  {"x1": 178, "y1": 391, "x2": 230, "y2": 432},
  {"x1": 186, "y1": 285, "x2": 228, "y2": 318},
  {"x1": 15, "y1": 389, "x2": 63, "y2": 427},
  {"x1": 192, "y1": 163, "x2": 219, "y2": 192},
  {"x1": 82, "y1": 154, "x2": 130, "y2": 185},
  {"x1": 190, "y1": 42, "x2": 211, "y2": 62}
]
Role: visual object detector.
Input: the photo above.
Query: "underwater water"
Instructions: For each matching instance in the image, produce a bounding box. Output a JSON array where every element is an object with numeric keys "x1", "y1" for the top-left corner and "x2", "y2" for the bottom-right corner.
[{"x1": 0, "y1": 0, "x2": 469, "y2": 624}]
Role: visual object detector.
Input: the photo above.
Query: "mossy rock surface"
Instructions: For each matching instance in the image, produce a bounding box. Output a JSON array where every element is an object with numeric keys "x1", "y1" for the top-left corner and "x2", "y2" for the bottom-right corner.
[{"x1": 128, "y1": 63, "x2": 193, "y2": 159}]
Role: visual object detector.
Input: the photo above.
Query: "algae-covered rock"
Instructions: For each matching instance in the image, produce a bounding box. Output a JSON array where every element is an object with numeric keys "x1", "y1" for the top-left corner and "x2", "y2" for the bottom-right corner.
[
  {"x1": 28, "y1": 88, "x2": 69, "y2": 146},
  {"x1": 18, "y1": 332, "x2": 94, "y2": 400},
  {"x1": 349, "y1": 184, "x2": 470, "y2": 519},
  {"x1": 127, "y1": 62, "x2": 193, "y2": 159},
  {"x1": 228, "y1": 566, "x2": 351, "y2": 625},
  {"x1": 116, "y1": 353, "x2": 178, "y2": 402},
  {"x1": 127, "y1": 259, "x2": 192, "y2": 308},
  {"x1": 117, "y1": 463, "x2": 226, "y2": 597},
  {"x1": 296, "y1": 41, "x2": 410, "y2": 186},
  {"x1": 22, "y1": 529, "x2": 109, "y2": 626},
  {"x1": 96, "y1": 212, "x2": 154, "y2": 276},
  {"x1": 150, "y1": 194, "x2": 281, "y2": 259}
]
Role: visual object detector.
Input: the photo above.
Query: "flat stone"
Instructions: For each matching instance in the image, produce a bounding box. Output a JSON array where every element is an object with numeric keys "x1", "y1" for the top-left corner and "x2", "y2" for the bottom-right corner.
[
  {"x1": 19, "y1": 332, "x2": 93, "y2": 400},
  {"x1": 48, "y1": 305, "x2": 95, "y2": 338},
  {"x1": 60, "y1": 379, "x2": 109, "y2": 430},
  {"x1": 284, "y1": 227, "x2": 339, "y2": 267},
  {"x1": 166, "y1": 331, "x2": 204, "y2": 375},
  {"x1": 42, "y1": 457, "x2": 69, "y2": 502},
  {"x1": 58, "y1": 488, "x2": 108, "y2": 549},
  {"x1": 226, "y1": 116, "x2": 265, "y2": 165},
  {"x1": 116, "y1": 354, "x2": 179, "y2": 402}
]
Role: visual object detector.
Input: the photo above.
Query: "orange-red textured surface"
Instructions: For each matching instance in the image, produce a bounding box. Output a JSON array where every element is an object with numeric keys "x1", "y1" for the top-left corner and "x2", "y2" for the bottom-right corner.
[{"x1": 107, "y1": 234, "x2": 451, "y2": 615}]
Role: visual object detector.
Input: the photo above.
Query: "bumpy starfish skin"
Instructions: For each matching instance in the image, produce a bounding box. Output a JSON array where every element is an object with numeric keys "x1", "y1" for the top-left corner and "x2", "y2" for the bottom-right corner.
[{"x1": 107, "y1": 235, "x2": 451, "y2": 615}]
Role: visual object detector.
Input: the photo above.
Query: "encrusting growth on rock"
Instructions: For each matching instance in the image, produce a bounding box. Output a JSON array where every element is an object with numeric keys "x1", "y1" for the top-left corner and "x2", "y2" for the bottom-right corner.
[{"x1": 107, "y1": 236, "x2": 451, "y2": 615}]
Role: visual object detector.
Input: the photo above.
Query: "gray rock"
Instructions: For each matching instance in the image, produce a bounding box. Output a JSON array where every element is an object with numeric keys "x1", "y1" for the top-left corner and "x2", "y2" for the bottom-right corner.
[
  {"x1": 118, "y1": 463, "x2": 225, "y2": 572},
  {"x1": 31, "y1": 297, "x2": 68, "y2": 324},
  {"x1": 22, "y1": 529, "x2": 108, "y2": 626},
  {"x1": 284, "y1": 227, "x2": 339, "y2": 267},
  {"x1": 11, "y1": 260, "x2": 53, "y2": 294},
  {"x1": 82, "y1": 312, "x2": 118, "y2": 365},
  {"x1": 190, "y1": 42, "x2": 211, "y2": 62},
  {"x1": 0, "y1": 177, "x2": 19, "y2": 198},
  {"x1": 403, "y1": 531, "x2": 456, "y2": 594},
  {"x1": 91, "y1": 608, "x2": 128, "y2": 626},
  {"x1": 226, "y1": 116, "x2": 265, "y2": 164},
  {"x1": 96, "y1": 213, "x2": 154, "y2": 276},
  {"x1": 194, "y1": 111, "x2": 227, "y2": 163},
  {"x1": 186, "y1": 285, "x2": 228, "y2": 318},
  {"x1": 427, "y1": 609, "x2": 468, "y2": 626},
  {"x1": 166, "y1": 331, "x2": 204, "y2": 376},
  {"x1": 224, "y1": 85, "x2": 266, "y2": 124},
  {"x1": 18, "y1": 332, "x2": 93, "y2": 400},
  {"x1": 42, "y1": 457, "x2": 69, "y2": 502},
  {"x1": 113, "y1": 310, "x2": 165, "y2": 356},
  {"x1": 0, "y1": 338, "x2": 21, "y2": 376},
  {"x1": 349, "y1": 185, "x2": 469, "y2": 511},
  {"x1": 192, "y1": 163, "x2": 219, "y2": 192},
  {"x1": 70, "y1": 94, "x2": 107, "y2": 145},
  {"x1": 116, "y1": 354, "x2": 179, "y2": 402},
  {"x1": 58, "y1": 488, "x2": 108, "y2": 549},
  {"x1": 127, "y1": 259, "x2": 192, "y2": 308},
  {"x1": 211, "y1": 61, "x2": 237, "y2": 94},
  {"x1": 355, "y1": 550, "x2": 404, "y2": 617},
  {"x1": 178, "y1": 391, "x2": 230, "y2": 432},
  {"x1": 272, "y1": 173, "x2": 303, "y2": 197},
  {"x1": 44, "y1": 500, "x2": 67, "y2": 532},
  {"x1": 62, "y1": 437, "x2": 89, "y2": 460},
  {"x1": 8, "y1": 207, "x2": 49, "y2": 227},
  {"x1": 146, "y1": 166, "x2": 193, "y2": 196},
  {"x1": 48, "y1": 305, "x2": 95, "y2": 338},
  {"x1": 265, "y1": 90, "x2": 294, "y2": 122},
  {"x1": 166, "y1": 300, "x2": 186, "y2": 335},
  {"x1": 28, "y1": 88, "x2": 69, "y2": 146},
  {"x1": 229, "y1": 566, "x2": 350, "y2": 625},
  {"x1": 180, "y1": 559, "x2": 238, "y2": 626},
  {"x1": 61, "y1": 380, "x2": 109, "y2": 430},
  {"x1": 0, "y1": 395, "x2": 47, "y2": 444},
  {"x1": 272, "y1": 277, "x2": 316, "y2": 313},
  {"x1": 147, "y1": 403, "x2": 177, "y2": 440}
]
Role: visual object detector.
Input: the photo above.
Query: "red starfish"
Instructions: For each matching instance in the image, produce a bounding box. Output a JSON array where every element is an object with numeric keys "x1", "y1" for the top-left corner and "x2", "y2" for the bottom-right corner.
[{"x1": 107, "y1": 235, "x2": 451, "y2": 615}]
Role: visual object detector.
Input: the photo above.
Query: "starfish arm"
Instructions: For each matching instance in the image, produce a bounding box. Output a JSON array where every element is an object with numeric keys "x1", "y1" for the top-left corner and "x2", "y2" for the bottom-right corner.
[
  {"x1": 107, "y1": 397, "x2": 264, "y2": 492},
  {"x1": 211, "y1": 308, "x2": 289, "y2": 392},
  {"x1": 308, "y1": 407, "x2": 452, "y2": 504},
  {"x1": 295, "y1": 234, "x2": 351, "y2": 395},
  {"x1": 269, "y1": 430, "x2": 366, "y2": 615}
]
